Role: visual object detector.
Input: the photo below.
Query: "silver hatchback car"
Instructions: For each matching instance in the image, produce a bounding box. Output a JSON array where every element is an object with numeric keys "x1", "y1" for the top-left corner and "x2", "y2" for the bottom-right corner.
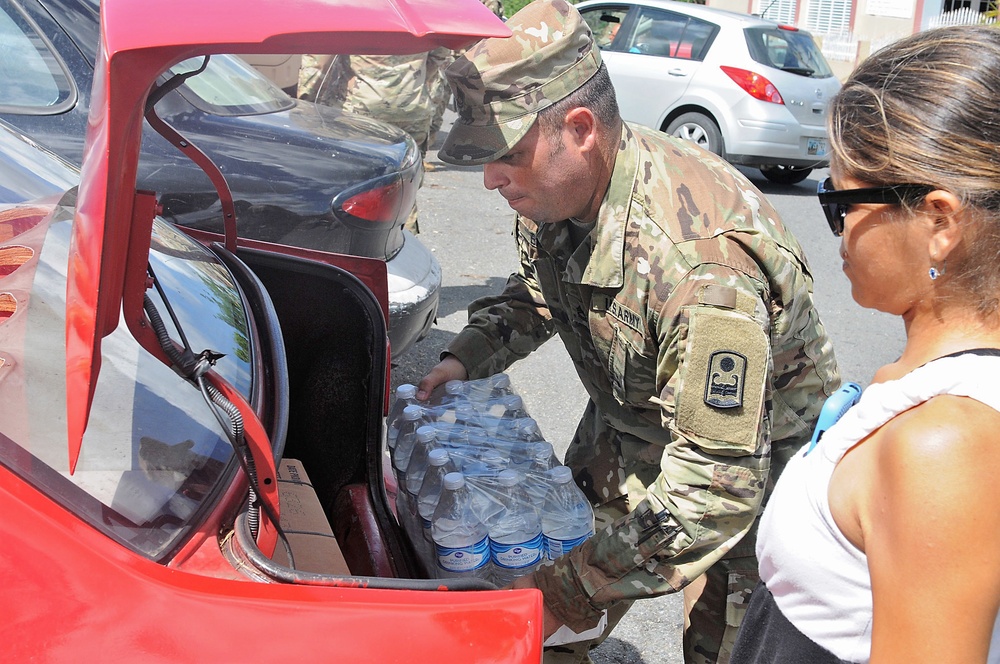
[{"x1": 575, "y1": 0, "x2": 841, "y2": 184}]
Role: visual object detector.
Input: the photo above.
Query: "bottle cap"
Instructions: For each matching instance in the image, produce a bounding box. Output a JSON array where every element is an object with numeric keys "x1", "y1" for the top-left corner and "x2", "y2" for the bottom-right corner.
[
  {"x1": 396, "y1": 383, "x2": 417, "y2": 399},
  {"x1": 482, "y1": 450, "x2": 505, "y2": 465},
  {"x1": 402, "y1": 404, "x2": 423, "y2": 420},
  {"x1": 443, "y1": 472, "x2": 465, "y2": 491},
  {"x1": 416, "y1": 425, "x2": 436, "y2": 441},
  {"x1": 445, "y1": 379, "x2": 464, "y2": 395},
  {"x1": 498, "y1": 469, "x2": 520, "y2": 486},
  {"x1": 550, "y1": 465, "x2": 573, "y2": 484},
  {"x1": 533, "y1": 441, "x2": 554, "y2": 460},
  {"x1": 428, "y1": 448, "x2": 451, "y2": 465}
]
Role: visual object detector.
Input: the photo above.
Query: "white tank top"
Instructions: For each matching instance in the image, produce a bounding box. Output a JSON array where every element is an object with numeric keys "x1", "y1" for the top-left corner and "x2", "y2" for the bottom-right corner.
[{"x1": 756, "y1": 353, "x2": 1000, "y2": 663}]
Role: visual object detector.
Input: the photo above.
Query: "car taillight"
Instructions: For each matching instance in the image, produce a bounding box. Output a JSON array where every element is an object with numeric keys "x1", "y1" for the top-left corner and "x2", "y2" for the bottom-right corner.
[
  {"x1": 720, "y1": 66, "x2": 784, "y2": 105},
  {"x1": 341, "y1": 177, "x2": 403, "y2": 223}
]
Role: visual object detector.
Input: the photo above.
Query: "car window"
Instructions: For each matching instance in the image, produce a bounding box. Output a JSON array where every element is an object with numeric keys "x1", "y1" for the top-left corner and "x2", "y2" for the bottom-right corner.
[
  {"x1": 580, "y1": 6, "x2": 629, "y2": 50},
  {"x1": 0, "y1": 0, "x2": 75, "y2": 113},
  {"x1": 167, "y1": 54, "x2": 295, "y2": 117},
  {"x1": 744, "y1": 26, "x2": 834, "y2": 78},
  {"x1": 623, "y1": 6, "x2": 717, "y2": 61}
]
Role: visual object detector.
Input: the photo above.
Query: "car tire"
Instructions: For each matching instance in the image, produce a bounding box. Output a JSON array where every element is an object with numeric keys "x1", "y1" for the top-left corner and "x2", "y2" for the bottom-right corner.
[
  {"x1": 760, "y1": 165, "x2": 813, "y2": 185},
  {"x1": 666, "y1": 113, "x2": 724, "y2": 157}
]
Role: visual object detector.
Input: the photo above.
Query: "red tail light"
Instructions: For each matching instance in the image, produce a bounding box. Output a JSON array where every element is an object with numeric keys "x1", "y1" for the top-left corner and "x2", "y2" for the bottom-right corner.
[
  {"x1": 720, "y1": 66, "x2": 784, "y2": 104},
  {"x1": 341, "y1": 177, "x2": 403, "y2": 223}
]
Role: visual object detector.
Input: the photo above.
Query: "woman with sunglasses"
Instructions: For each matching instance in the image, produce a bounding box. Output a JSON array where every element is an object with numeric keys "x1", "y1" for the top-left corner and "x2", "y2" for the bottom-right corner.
[{"x1": 732, "y1": 25, "x2": 1000, "y2": 664}]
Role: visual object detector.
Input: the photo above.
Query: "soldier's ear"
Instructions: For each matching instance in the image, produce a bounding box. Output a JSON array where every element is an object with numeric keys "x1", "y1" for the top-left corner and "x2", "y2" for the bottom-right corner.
[{"x1": 564, "y1": 106, "x2": 597, "y2": 152}]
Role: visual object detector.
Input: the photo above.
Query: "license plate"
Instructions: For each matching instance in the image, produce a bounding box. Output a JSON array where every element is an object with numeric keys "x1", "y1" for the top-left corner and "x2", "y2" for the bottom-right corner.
[{"x1": 807, "y1": 138, "x2": 827, "y2": 156}]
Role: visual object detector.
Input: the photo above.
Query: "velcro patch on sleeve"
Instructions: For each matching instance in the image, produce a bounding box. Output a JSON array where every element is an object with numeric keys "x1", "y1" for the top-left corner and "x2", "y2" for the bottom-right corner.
[{"x1": 675, "y1": 307, "x2": 768, "y2": 453}]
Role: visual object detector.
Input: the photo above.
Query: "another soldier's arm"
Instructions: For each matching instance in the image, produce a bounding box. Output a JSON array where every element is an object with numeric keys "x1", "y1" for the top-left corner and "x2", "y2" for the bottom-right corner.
[
  {"x1": 442, "y1": 216, "x2": 556, "y2": 380},
  {"x1": 534, "y1": 265, "x2": 772, "y2": 630}
]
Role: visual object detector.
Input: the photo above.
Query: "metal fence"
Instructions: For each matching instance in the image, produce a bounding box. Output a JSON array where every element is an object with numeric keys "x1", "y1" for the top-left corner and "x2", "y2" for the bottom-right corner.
[{"x1": 930, "y1": 7, "x2": 997, "y2": 26}]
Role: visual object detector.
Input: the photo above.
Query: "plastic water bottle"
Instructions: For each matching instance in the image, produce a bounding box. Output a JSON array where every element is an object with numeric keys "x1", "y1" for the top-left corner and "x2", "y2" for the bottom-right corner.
[
  {"x1": 431, "y1": 472, "x2": 493, "y2": 580},
  {"x1": 439, "y1": 379, "x2": 468, "y2": 407},
  {"x1": 523, "y1": 441, "x2": 559, "y2": 501},
  {"x1": 514, "y1": 417, "x2": 545, "y2": 442},
  {"x1": 489, "y1": 373, "x2": 514, "y2": 399},
  {"x1": 541, "y1": 465, "x2": 595, "y2": 560},
  {"x1": 397, "y1": 425, "x2": 437, "y2": 541},
  {"x1": 500, "y1": 394, "x2": 529, "y2": 420},
  {"x1": 391, "y1": 405, "x2": 432, "y2": 485},
  {"x1": 417, "y1": 448, "x2": 457, "y2": 571},
  {"x1": 506, "y1": 432, "x2": 553, "y2": 472},
  {"x1": 404, "y1": 425, "x2": 439, "y2": 497},
  {"x1": 386, "y1": 384, "x2": 418, "y2": 451},
  {"x1": 463, "y1": 373, "x2": 514, "y2": 404},
  {"x1": 426, "y1": 380, "x2": 470, "y2": 427},
  {"x1": 489, "y1": 469, "x2": 544, "y2": 586}
]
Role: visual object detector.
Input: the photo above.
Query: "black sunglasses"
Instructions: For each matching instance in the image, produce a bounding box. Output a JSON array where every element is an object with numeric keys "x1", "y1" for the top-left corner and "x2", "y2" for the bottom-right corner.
[{"x1": 816, "y1": 177, "x2": 933, "y2": 236}]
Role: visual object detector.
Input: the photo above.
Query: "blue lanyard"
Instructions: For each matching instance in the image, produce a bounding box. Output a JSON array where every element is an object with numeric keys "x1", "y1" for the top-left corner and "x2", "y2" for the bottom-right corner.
[{"x1": 804, "y1": 382, "x2": 863, "y2": 455}]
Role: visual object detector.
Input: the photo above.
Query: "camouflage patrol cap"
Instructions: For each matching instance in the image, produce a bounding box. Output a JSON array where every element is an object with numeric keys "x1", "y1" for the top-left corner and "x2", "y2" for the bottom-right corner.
[{"x1": 438, "y1": 0, "x2": 602, "y2": 165}]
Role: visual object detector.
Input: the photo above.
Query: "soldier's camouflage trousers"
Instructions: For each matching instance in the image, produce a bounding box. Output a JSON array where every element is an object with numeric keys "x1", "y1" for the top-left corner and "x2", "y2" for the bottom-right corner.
[{"x1": 544, "y1": 400, "x2": 762, "y2": 663}]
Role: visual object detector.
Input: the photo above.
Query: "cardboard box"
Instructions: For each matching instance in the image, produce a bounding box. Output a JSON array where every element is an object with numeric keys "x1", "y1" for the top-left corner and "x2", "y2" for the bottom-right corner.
[{"x1": 271, "y1": 458, "x2": 351, "y2": 575}]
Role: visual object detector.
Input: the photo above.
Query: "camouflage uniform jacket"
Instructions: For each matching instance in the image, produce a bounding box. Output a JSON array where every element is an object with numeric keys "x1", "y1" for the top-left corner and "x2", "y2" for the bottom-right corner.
[
  {"x1": 342, "y1": 51, "x2": 452, "y2": 125},
  {"x1": 445, "y1": 122, "x2": 840, "y2": 629},
  {"x1": 299, "y1": 50, "x2": 452, "y2": 151}
]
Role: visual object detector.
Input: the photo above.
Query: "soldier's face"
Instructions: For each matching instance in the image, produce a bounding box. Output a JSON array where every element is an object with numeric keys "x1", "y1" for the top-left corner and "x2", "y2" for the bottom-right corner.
[{"x1": 483, "y1": 117, "x2": 598, "y2": 223}]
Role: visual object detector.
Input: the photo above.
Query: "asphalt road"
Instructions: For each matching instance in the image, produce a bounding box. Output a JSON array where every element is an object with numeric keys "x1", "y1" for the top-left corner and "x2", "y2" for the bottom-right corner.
[{"x1": 391, "y1": 113, "x2": 906, "y2": 664}]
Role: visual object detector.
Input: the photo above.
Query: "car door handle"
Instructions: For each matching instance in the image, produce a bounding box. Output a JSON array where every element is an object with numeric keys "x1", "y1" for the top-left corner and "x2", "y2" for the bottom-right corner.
[{"x1": 668, "y1": 68, "x2": 688, "y2": 77}]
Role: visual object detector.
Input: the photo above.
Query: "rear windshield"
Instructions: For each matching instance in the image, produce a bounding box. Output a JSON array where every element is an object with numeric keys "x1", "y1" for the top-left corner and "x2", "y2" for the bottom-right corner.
[
  {"x1": 744, "y1": 27, "x2": 834, "y2": 78},
  {"x1": 168, "y1": 54, "x2": 295, "y2": 116}
]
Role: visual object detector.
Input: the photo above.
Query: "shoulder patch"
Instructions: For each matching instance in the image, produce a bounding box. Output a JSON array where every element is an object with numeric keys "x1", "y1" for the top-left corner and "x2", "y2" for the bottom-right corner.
[
  {"x1": 705, "y1": 351, "x2": 747, "y2": 409},
  {"x1": 675, "y1": 307, "x2": 769, "y2": 453}
]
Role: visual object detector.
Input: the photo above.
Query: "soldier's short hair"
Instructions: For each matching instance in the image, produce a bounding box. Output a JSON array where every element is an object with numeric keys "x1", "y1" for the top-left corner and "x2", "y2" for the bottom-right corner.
[{"x1": 536, "y1": 63, "x2": 620, "y2": 138}]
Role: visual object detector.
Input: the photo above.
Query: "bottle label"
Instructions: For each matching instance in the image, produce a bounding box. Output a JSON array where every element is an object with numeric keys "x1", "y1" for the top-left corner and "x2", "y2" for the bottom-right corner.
[
  {"x1": 545, "y1": 530, "x2": 593, "y2": 559},
  {"x1": 491, "y1": 533, "x2": 544, "y2": 570},
  {"x1": 437, "y1": 535, "x2": 490, "y2": 573}
]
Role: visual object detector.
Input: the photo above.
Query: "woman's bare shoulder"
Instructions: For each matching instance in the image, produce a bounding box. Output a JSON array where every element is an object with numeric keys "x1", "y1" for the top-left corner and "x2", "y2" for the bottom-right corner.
[{"x1": 873, "y1": 394, "x2": 1000, "y2": 498}]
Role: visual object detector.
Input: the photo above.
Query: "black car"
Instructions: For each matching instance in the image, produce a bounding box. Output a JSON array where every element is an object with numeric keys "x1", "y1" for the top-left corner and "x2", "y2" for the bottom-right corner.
[{"x1": 0, "y1": 0, "x2": 440, "y2": 357}]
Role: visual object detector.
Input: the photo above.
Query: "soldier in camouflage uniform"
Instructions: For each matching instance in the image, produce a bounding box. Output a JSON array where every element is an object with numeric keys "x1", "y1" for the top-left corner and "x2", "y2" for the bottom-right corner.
[
  {"x1": 298, "y1": 50, "x2": 452, "y2": 156},
  {"x1": 415, "y1": 1, "x2": 840, "y2": 662},
  {"x1": 298, "y1": 49, "x2": 453, "y2": 232}
]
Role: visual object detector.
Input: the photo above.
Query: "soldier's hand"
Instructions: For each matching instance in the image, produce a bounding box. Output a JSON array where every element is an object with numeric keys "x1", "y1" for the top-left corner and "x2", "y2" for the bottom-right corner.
[
  {"x1": 508, "y1": 574, "x2": 563, "y2": 640},
  {"x1": 416, "y1": 354, "x2": 468, "y2": 401}
]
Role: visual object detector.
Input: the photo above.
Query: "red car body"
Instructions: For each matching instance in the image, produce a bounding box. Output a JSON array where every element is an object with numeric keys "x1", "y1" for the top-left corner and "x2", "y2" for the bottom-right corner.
[{"x1": 0, "y1": 0, "x2": 544, "y2": 660}]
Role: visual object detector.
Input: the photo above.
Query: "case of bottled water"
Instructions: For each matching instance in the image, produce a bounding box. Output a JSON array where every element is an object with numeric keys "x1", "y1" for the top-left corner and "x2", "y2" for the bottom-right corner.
[{"x1": 386, "y1": 373, "x2": 595, "y2": 586}]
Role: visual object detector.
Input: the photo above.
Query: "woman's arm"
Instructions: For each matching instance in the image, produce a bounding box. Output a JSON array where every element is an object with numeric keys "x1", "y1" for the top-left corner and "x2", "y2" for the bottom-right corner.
[{"x1": 863, "y1": 395, "x2": 1000, "y2": 663}]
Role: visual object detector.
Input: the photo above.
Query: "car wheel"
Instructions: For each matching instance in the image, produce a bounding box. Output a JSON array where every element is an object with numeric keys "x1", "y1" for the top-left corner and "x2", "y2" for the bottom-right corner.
[
  {"x1": 760, "y1": 165, "x2": 813, "y2": 185},
  {"x1": 666, "y1": 113, "x2": 724, "y2": 157}
]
